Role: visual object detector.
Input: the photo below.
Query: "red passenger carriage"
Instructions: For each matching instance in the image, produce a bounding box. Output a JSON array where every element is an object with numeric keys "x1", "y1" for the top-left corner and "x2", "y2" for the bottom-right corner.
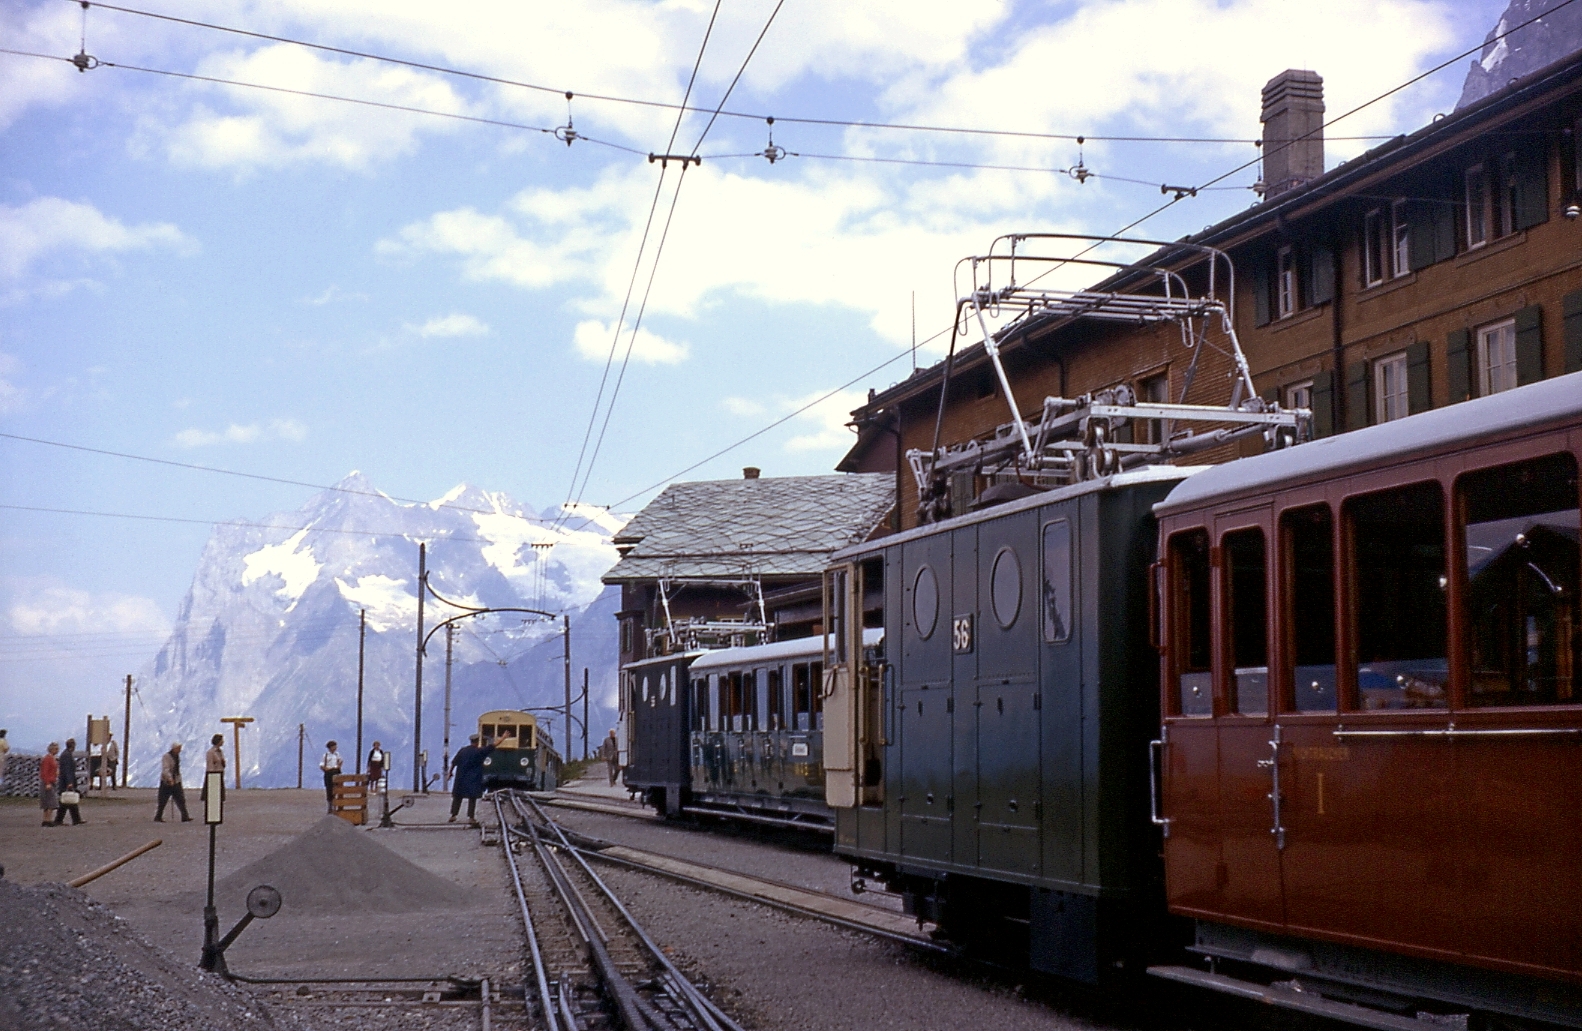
[{"x1": 1151, "y1": 371, "x2": 1582, "y2": 1027}]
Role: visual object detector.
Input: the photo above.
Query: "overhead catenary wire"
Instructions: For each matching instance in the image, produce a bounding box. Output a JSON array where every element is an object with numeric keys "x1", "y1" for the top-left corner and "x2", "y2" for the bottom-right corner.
[
  {"x1": 61, "y1": 1, "x2": 1407, "y2": 146},
  {"x1": 561, "y1": 0, "x2": 785, "y2": 522}
]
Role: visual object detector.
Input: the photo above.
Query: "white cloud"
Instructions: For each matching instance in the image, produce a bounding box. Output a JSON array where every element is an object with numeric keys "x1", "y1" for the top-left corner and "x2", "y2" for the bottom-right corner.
[
  {"x1": 573, "y1": 319, "x2": 688, "y2": 365},
  {"x1": 173, "y1": 418, "x2": 308, "y2": 448},
  {"x1": 782, "y1": 388, "x2": 868, "y2": 453},
  {"x1": 6, "y1": 582, "x2": 170, "y2": 639},
  {"x1": 0, "y1": 197, "x2": 195, "y2": 280},
  {"x1": 407, "y1": 313, "x2": 491, "y2": 338},
  {"x1": 722, "y1": 396, "x2": 765, "y2": 416},
  {"x1": 303, "y1": 284, "x2": 368, "y2": 305},
  {"x1": 158, "y1": 44, "x2": 472, "y2": 171}
]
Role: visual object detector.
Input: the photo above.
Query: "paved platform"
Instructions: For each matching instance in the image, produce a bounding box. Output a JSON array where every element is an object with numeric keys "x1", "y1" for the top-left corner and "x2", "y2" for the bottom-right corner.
[{"x1": 556, "y1": 776, "x2": 640, "y2": 801}]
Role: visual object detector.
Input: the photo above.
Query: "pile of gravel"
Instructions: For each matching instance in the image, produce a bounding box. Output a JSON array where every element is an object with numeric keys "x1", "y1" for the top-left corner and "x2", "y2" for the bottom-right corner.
[
  {"x1": 215, "y1": 815, "x2": 477, "y2": 915},
  {"x1": 0, "y1": 878, "x2": 300, "y2": 1031}
]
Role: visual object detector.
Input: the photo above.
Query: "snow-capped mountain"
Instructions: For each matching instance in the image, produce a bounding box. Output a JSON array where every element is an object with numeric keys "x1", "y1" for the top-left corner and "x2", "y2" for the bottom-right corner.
[
  {"x1": 127, "y1": 473, "x2": 626, "y2": 788},
  {"x1": 1458, "y1": 0, "x2": 1582, "y2": 109}
]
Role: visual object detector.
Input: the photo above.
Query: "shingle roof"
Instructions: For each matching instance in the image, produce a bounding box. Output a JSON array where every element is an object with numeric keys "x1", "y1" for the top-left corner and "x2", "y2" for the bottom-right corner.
[{"x1": 603, "y1": 474, "x2": 894, "y2": 583}]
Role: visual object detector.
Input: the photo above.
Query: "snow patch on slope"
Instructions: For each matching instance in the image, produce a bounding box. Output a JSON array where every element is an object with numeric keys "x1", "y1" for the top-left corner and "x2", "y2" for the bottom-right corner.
[{"x1": 241, "y1": 529, "x2": 321, "y2": 602}]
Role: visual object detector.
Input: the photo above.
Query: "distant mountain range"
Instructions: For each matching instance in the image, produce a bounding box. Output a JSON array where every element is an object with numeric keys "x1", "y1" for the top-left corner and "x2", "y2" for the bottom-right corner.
[{"x1": 127, "y1": 473, "x2": 624, "y2": 788}]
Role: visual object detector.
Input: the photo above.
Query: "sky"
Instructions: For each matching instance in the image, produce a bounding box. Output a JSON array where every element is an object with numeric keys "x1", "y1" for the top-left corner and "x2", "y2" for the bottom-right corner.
[{"x1": 0, "y1": 0, "x2": 1512, "y2": 747}]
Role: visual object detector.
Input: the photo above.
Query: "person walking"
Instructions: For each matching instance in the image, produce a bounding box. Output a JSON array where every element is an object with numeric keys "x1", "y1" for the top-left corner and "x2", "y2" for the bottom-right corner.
[
  {"x1": 201, "y1": 733, "x2": 225, "y2": 807},
  {"x1": 54, "y1": 738, "x2": 83, "y2": 825},
  {"x1": 39, "y1": 742, "x2": 59, "y2": 827},
  {"x1": 366, "y1": 741, "x2": 385, "y2": 790},
  {"x1": 0, "y1": 728, "x2": 10, "y2": 790},
  {"x1": 320, "y1": 741, "x2": 343, "y2": 813},
  {"x1": 448, "y1": 734, "x2": 491, "y2": 824},
  {"x1": 155, "y1": 742, "x2": 191, "y2": 822},
  {"x1": 103, "y1": 733, "x2": 119, "y2": 790},
  {"x1": 600, "y1": 729, "x2": 621, "y2": 786}
]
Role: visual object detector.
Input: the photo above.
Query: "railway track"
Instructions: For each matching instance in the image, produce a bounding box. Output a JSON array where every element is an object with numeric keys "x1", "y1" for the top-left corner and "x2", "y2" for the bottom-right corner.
[{"x1": 494, "y1": 790, "x2": 745, "y2": 1031}]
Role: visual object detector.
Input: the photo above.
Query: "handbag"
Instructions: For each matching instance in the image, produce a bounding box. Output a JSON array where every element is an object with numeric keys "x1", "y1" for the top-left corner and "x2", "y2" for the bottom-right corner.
[{"x1": 59, "y1": 790, "x2": 81, "y2": 806}]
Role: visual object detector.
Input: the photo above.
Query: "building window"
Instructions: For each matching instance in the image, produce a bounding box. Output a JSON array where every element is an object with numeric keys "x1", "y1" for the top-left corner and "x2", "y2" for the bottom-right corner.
[
  {"x1": 1276, "y1": 246, "x2": 1296, "y2": 317},
  {"x1": 1363, "y1": 208, "x2": 1387, "y2": 286},
  {"x1": 1465, "y1": 163, "x2": 1490, "y2": 248},
  {"x1": 1477, "y1": 318, "x2": 1518, "y2": 396},
  {"x1": 1392, "y1": 199, "x2": 1410, "y2": 277},
  {"x1": 1137, "y1": 372, "x2": 1168, "y2": 444},
  {"x1": 1374, "y1": 351, "x2": 1409, "y2": 423},
  {"x1": 1498, "y1": 152, "x2": 1520, "y2": 238},
  {"x1": 1285, "y1": 380, "x2": 1313, "y2": 412}
]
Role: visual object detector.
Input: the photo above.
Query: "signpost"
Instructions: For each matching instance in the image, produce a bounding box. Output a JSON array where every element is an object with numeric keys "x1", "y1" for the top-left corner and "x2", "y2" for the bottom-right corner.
[
  {"x1": 220, "y1": 716, "x2": 254, "y2": 790},
  {"x1": 200, "y1": 770, "x2": 224, "y2": 971}
]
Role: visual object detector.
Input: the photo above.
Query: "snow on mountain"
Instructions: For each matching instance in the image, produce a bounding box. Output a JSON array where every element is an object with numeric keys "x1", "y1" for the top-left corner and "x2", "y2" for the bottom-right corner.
[
  {"x1": 1458, "y1": 0, "x2": 1582, "y2": 109},
  {"x1": 127, "y1": 473, "x2": 627, "y2": 788}
]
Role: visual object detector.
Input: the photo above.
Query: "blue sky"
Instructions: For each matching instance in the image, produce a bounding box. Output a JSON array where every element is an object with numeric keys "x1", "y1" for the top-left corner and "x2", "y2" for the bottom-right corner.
[{"x1": 1, "y1": 0, "x2": 1510, "y2": 745}]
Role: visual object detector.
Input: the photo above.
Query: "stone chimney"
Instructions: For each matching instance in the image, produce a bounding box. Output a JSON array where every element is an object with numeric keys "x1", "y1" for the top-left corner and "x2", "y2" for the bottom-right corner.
[
  {"x1": 742, "y1": 467, "x2": 761, "y2": 479},
  {"x1": 1260, "y1": 70, "x2": 1325, "y2": 199}
]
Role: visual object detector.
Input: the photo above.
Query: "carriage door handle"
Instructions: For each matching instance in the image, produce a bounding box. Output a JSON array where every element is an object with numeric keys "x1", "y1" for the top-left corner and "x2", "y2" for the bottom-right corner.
[{"x1": 1260, "y1": 726, "x2": 1285, "y2": 850}]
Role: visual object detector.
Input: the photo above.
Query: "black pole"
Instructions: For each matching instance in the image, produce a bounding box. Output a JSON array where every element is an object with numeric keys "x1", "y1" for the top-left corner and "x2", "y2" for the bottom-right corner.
[
  {"x1": 201, "y1": 823, "x2": 218, "y2": 970},
  {"x1": 122, "y1": 675, "x2": 131, "y2": 789},
  {"x1": 582, "y1": 667, "x2": 590, "y2": 760},
  {"x1": 296, "y1": 724, "x2": 303, "y2": 790},
  {"x1": 413, "y1": 544, "x2": 426, "y2": 793},
  {"x1": 356, "y1": 608, "x2": 365, "y2": 777},
  {"x1": 562, "y1": 614, "x2": 571, "y2": 758},
  {"x1": 442, "y1": 624, "x2": 453, "y2": 791}
]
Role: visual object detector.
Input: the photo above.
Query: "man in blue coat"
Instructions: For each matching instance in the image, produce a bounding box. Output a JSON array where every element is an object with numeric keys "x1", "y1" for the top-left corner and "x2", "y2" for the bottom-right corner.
[{"x1": 448, "y1": 734, "x2": 491, "y2": 824}]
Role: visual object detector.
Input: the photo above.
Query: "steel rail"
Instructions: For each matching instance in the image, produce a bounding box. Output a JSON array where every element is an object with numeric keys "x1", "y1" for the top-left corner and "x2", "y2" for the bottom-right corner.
[
  {"x1": 507, "y1": 794, "x2": 663, "y2": 1031},
  {"x1": 517, "y1": 793, "x2": 742, "y2": 1031},
  {"x1": 493, "y1": 794, "x2": 563, "y2": 1031}
]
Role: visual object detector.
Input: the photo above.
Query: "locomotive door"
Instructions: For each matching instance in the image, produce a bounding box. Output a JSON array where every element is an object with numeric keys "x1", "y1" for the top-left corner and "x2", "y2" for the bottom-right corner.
[
  {"x1": 898, "y1": 533, "x2": 953, "y2": 865},
  {"x1": 1211, "y1": 509, "x2": 1287, "y2": 931}
]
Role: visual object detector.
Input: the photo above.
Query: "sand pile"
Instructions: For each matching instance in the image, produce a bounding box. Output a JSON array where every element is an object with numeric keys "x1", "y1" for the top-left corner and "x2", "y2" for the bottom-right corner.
[
  {"x1": 0, "y1": 878, "x2": 301, "y2": 1031},
  {"x1": 215, "y1": 816, "x2": 477, "y2": 916}
]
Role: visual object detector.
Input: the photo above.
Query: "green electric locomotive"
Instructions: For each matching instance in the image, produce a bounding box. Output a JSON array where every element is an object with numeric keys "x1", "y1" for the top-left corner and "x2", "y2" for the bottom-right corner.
[{"x1": 478, "y1": 709, "x2": 561, "y2": 791}]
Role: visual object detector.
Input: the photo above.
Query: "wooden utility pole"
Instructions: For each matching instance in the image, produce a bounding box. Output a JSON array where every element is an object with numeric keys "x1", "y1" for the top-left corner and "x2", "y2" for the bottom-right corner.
[
  {"x1": 296, "y1": 723, "x2": 304, "y2": 789},
  {"x1": 442, "y1": 623, "x2": 454, "y2": 791},
  {"x1": 356, "y1": 608, "x2": 366, "y2": 777},
  {"x1": 122, "y1": 675, "x2": 132, "y2": 788},
  {"x1": 220, "y1": 717, "x2": 254, "y2": 790},
  {"x1": 412, "y1": 543, "x2": 426, "y2": 793}
]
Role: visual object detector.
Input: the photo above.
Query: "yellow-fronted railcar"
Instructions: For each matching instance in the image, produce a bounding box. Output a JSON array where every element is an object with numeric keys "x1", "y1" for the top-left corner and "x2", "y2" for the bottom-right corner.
[{"x1": 478, "y1": 709, "x2": 561, "y2": 791}]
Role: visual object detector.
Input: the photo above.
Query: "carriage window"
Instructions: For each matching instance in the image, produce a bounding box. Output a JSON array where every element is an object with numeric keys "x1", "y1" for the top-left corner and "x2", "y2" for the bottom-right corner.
[
  {"x1": 1283, "y1": 505, "x2": 1337, "y2": 711},
  {"x1": 480, "y1": 723, "x2": 495, "y2": 739},
  {"x1": 792, "y1": 663, "x2": 812, "y2": 731},
  {"x1": 1170, "y1": 529, "x2": 1213, "y2": 715},
  {"x1": 1458, "y1": 454, "x2": 1580, "y2": 707},
  {"x1": 1347, "y1": 482, "x2": 1448, "y2": 709},
  {"x1": 1224, "y1": 529, "x2": 1269, "y2": 716},
  {"x1": 743, "y1": 670, "x2": 759, "y2": 731},
  {"x1": 812, "y1": 661, "x2": 825, "y2": 731},
  {"x1": 1042, "y1": 520, "x2": 1072, "y2": 643},
  {"x1": 691, "y1": 678, "x2": 708, "y2": 731},
  {"x1": 768, "y1": 667, "x2": 785, "y2": 730},
  {"x1": 709, "y1": 674, "x2": 722, "y2": 731}
]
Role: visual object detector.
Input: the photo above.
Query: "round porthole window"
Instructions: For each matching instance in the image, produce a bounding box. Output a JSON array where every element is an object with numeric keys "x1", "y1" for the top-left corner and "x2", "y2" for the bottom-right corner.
[
  {"x1": 641, "y1": 676, "x2": 650, "y2": 703},
  {"x1": 991, "y1": 546, "x2": 1022, "y2": 629},
  {"x1": 913, "y1": 565, "x2": 939, "y2": 640}
]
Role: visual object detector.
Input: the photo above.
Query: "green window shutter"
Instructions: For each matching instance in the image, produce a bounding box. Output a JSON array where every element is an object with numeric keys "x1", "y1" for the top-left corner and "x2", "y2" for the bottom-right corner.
[
  {"x1": 1515, "y1": 143, "x2": 1550, "y2": 231},
  {"x1": 1252, "y1": 262, "x2": 1271, "y2": 327},
  {"x1": 1345, "y1": 361, "x2": 1370, "y2": 431},
  {"x1": 1406, "y1": 200, "x2": 1436, "y2": 271},
  {"x1": 1564, "y1": 289, "x2": 1582, "y2": 374},
  {"x1": 1310, "y1": 368, "x2": 1335, "y2": 438},
  {"x1": 1432, "y1": 188, "x2": 1458, "y2": 263},
  {"x1": 1307, "y1": 243, "x2": 1335, "y2": 305},
  {"x1": 1407, "y1": 341, "x2": 1432, "y2": 414},
  {"x1": 1446, "y1": 328, "x2": 1471, "y2": 403},
  {"x1": 1514, "y1": 304, "x2": 1544, "y2": 385}
]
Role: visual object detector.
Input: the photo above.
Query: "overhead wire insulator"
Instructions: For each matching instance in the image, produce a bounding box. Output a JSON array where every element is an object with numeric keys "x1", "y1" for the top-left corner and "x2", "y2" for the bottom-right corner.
[
  {"x1": 555, "y1": 90, "x2": 578, "y2": 146},
  {"x1": 1067, "y1": 135, "x2": 1091, "y2": 184},
  {"x1": 73, "y1": 0, "x2": 98, "y2": 72},
  {"x1": 761, "y1": 116, "x2": 785, "y2": 163}
]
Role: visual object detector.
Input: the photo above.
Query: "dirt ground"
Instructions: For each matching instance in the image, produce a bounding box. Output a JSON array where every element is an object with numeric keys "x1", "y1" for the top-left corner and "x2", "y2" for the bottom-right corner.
[{"x1": 0, "y1": 782, "x2": 1277, "y2": 1031}]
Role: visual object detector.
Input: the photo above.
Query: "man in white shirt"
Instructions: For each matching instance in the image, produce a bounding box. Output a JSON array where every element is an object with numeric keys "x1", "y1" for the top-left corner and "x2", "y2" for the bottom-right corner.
[{"x1": 319, "y1": 741, "x2": 343, "y2": 813}]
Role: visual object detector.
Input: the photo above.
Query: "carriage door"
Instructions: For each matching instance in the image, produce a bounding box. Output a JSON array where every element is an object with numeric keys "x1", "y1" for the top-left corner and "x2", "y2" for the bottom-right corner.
[
  {"x1": 898, "y1": 533, "x2": 954, "y2": 865},
  {"x1": 1211, "y1": 509, "x2": 1287, "y2": 931}
]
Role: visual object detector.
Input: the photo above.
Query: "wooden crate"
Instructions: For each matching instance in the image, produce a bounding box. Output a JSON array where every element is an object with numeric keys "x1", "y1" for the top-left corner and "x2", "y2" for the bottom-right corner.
[{"x1": 331, "y1": 773, "x2": 367, "y2": 826}]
